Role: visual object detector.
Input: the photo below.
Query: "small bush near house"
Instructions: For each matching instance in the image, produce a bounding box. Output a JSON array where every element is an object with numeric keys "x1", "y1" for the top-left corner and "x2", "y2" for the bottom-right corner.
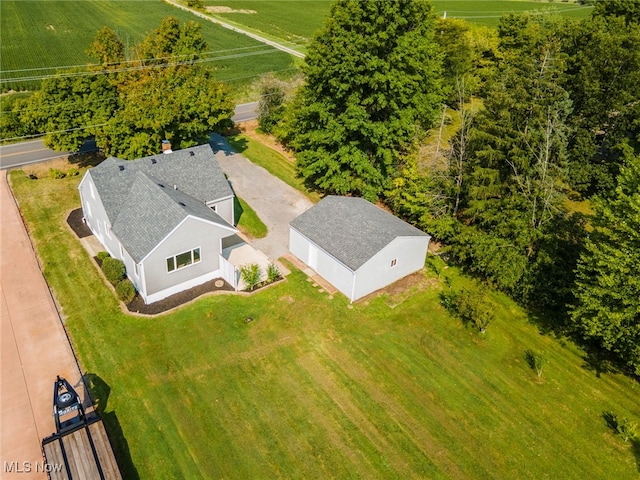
[
  {"x1": 97, "y1": 251, "x2": 110, "y2": 261},
  {"x1": 101, "y1": 257, "x2": 125, "y2": 286},
  {"x1": 240, "y1": 263, "x2": 262, "y2": 291},
  {"x1": 267, "y1": 263, "x2": 281, "y2": 283},
  {"x1": 49, "y1": 168, "x2": 65, "y2": 179},
  {"x1": 116, "y1": 279, "x2": 136, "y2": 304},
  {"x1": 67, "y1": 168, "x2": 79, "y2": 177}
]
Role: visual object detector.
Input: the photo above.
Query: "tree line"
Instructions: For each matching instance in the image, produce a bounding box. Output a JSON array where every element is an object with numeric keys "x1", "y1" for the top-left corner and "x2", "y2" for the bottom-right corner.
[{"x1": 259, "y1": 0, "x2": 640, "y2": 375}]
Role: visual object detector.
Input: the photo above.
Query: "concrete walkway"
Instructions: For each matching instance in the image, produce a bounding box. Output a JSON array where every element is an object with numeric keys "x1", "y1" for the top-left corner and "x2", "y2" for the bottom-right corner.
[
  {"x1": 0, "y1": 174, "x2": 85, "y2": 479},
  {"x1": 211, "y1": 135, "x2": 313, "y2": 260}
]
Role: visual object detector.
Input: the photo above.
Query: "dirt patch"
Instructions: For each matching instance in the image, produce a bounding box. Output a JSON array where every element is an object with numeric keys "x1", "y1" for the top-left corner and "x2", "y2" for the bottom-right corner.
[
  {"x1": 239, "y1": 121, "x2": 297, "y2": 163},
  {"x1": 206, "y1": 6, "x2": 257, "y2": 14},
  {"x1": 355, "y1": 269, "x2": 438, "y2": 307}
]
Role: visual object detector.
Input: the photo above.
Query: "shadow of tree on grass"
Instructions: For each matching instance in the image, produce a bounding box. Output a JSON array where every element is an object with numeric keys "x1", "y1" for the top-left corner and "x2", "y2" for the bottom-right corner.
[{"x1": 84, "y1": 373, "x2": 140, "y2": 480}]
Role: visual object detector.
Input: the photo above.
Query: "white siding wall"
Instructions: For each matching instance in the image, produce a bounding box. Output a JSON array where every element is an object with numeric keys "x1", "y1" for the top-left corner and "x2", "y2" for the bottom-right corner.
[
  {"x1": 78, "y1": 174, "x2": 121, "y2": 257},
  {"x1": 289, "y1": 228, "x2": 355, "y2": 300},
  {"x1": 352, "y1": 236, "x2": 429, "y2": 301},
  {"x1": 207, "y1": 197, "x2": 234, "y2": 226},
  {"x1": 141, "y1": 217, "x2": 227, "y2": 300}
]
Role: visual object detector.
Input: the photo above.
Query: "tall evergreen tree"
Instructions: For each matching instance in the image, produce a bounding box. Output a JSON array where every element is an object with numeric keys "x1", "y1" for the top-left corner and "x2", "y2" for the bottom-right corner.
[
  {"x1": 287, "y1": 0, "x2": 444, "y2": 201},
  {"x1": 570, "y1": 155, "x2": 640, "y2": 374},
  {"x1": 449, "y1": 14, "x2": 572, "y2": 293}
]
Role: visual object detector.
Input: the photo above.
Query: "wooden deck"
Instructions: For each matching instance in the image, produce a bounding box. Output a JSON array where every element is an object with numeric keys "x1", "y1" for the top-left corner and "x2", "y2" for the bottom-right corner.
[{"x1": 42, "y1": 416, "x2": 122, "y2": 480}]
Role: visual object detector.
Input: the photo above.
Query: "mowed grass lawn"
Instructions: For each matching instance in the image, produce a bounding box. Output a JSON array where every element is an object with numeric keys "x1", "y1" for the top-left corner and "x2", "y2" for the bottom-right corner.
[
  {"x1": 0, "y1": 0, "x2": 294, "y2": 92},
  {"x1": 9, "y1": 164, "x2": 640, "y2": 479},
  {"x1": 207, "y1": 0, "x2": 592, "y2": 47}
]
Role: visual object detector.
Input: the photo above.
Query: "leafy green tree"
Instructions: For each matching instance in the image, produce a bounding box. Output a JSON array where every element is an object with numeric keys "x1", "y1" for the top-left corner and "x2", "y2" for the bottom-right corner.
[
  {"x1": 22, "y1": 18, "x2": 232, "y2": 158},
  {"x1": 87, "y1": 26, "x2": 125, "y2": 68},
  {"x1": 287, "y1": 0, "x2": 444, "y2": 201},
  {"x1": 564, "y1": 14, "x2": 640, "y2": 195},
  {"x1": 570, "y1": 155, "x2": 640, "y2": 375},
  {"x1": 100, "y1": 66, "x2": 233, "y2": 158},
  {"x1": 20, "y1": 72, "x2": 119, "y2": 151},
  {"x1": 592, "y1": 0, "x2": 640, "y2": 25}
]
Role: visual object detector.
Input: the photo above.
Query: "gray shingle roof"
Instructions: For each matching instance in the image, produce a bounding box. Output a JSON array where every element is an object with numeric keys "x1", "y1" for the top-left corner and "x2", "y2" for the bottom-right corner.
[
  {"x1": 88, "y1": 144, "x2": 233, "y2": 224},
  {"x1": 290, "y1": 196, "x2": 429, "y2": 271},
  {"x1": 111, "y1": 171, "x2": 233, "y2": 263},
  {"x1": 88, "y1": 145, "x2": 235, "y2": 262}
]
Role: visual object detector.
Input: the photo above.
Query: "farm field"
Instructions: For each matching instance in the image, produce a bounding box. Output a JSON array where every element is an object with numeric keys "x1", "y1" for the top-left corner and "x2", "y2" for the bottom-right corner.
[
  {"x1": 206, "y1": 0, "x2": 593, "y2": 49},
  {"x1": 0, "y1": 0, "x2": 295, "y2": 93},
  {"x1": 9, "y1": 158, "x2": 640, "y2": 479}
]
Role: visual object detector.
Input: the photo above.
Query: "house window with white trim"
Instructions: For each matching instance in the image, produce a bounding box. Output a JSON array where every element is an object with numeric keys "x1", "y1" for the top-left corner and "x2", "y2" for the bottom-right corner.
[
  {"x1": 390, "y1": 258, "x2": 398, "y2": 268},
  {"x1": 167, "y1": 247, "x2": 201, "y2": 273}
]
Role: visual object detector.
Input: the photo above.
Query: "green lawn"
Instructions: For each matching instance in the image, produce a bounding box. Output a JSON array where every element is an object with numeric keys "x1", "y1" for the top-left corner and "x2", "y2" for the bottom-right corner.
[
  {"x1": 235, "y1": 195, "x2": 268, "y2": 238},
  {"x1": 0, "y1": 0, "x2": 295, "y2": 93},
  {"x1": 226, "y1": 133, "x2": 321, "y2": 202},
  {"x1": 8, "y1": 165, "x2": 640, "y2": 479},
  {"x1": 206, "y1": 0, "x2": 592, "y2": 46}
]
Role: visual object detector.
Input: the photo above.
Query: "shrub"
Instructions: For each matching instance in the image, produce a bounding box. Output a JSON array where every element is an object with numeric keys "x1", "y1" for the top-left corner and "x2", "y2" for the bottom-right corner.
[
  {"x1": 101, "y1": 257, "x2": 125, "y2": 286},
  {"x1": 96, "y1": 251, "x2": 110, "y2": 261},
  {"x1": 67, "y1": 168, "x2": 79, "y2": 177},
  {"x1": 525, "y1": 350, "x2": 548, "y2": 377},
  {"x1": 116, "y1": 279, "x2": 136, "y2": 304},
  {"x1": 267, "y1": 263, "x2": 281, "y2": 283},
  {"x1": 445, "y1": 285, "x2": 496, "y2": 333},
  {"x1": 603, "y1": 411, "x2": 638, "y2": 442},
  {"x1": 49, "y1": 168, "x2": 65, "y2": 179},
  {"x1": 240, "y1": 263, "x2": 262, "y2": 291}
]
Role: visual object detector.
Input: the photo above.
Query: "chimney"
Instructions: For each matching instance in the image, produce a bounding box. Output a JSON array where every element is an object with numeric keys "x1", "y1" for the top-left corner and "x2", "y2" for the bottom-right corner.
[{"x1": 162, "y1": 140, "x2": 172, "y2": 154}]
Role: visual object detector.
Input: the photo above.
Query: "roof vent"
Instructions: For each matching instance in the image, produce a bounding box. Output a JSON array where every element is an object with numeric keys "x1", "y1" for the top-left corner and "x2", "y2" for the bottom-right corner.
[
  {"x1": 178, "y1": 202, "x2": 186, "y2": 207},
  {"x1": 151, "y1": 159, "x2": 157, "y2": 164},
  {"x1": 189, "y1": 151, "x2": 195, "y2": 157},
  {"x1": 173, "y1": 185, "x2": 178, "y2": 190},
  {"x1": 158, "y1": 184, "x2": 165, "y2": 188},
  {"x1": 118, "y1": 165, "x2": 125, "y2": 171}
]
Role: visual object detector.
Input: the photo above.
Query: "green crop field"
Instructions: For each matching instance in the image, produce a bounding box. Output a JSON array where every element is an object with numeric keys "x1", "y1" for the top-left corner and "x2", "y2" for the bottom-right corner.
[
  {"x1": 9, "y1": 159, "x2": 640, "y2": 479},
  {"x1": 206, "y1": 0, "x2": 593, "y2": 50},
  {"x1": 0, "y1": 0, "x2": 295, "y2": 93}
]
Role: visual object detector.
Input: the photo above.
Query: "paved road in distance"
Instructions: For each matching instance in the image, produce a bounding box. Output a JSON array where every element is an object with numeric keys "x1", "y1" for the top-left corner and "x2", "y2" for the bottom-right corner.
[{"x1": 0, "y1": 102, "x2": 259, "y2": 170}]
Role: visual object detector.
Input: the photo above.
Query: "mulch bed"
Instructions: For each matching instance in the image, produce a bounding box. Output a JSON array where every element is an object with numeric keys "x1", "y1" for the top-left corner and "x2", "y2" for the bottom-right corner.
[
  {"x1": 67, "y1": 209, "x2": 235, "y2": 315},
  {"x1": 67, "y1": 208, "x2": 93, "y2": 238},
  {"x1": 126, "y1": 278, "x2": 234, "y2": 315}
]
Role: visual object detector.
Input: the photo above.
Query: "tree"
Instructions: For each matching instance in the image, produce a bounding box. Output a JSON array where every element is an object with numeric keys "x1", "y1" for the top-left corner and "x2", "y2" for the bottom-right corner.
[
  {"x1": 22, "y1": 18, "x2": 233, "y2": 158},
  {"x1": 86, "y1": 26, "x2": 125, "y2": 68},
  {"x1": 448, "y1": 14, "x2": 572, "y2": 293},
  {"x1": 286, "y1": 0, "x2": 444, "y2": 201},
  {"x1": 20, "y1": 72, "x2": 119, "y2": 151},
  {"x1": 570, "y1": 155, "x2": 640, "y2": 375},
  {"x1": 564, "y1": 14, "x2": 640, "y2": 195}
]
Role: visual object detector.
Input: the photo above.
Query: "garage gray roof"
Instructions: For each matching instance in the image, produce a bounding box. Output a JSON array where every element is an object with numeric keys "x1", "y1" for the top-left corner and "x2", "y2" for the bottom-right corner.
[
  {"x1": 290, "y1": 196, "x2": 429, "y2": 271},
  {"x1": 88, "y1": 144, "x2": 233, "y2": 224}
]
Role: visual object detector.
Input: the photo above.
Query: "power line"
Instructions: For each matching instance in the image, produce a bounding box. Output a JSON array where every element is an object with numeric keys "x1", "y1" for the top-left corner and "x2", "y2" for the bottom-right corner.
[
  {"x1": 0, "y1": 45, "x2": 270, "y2": 75},
  {"x1": 1, "y1": 48, "x2": 283, "y2": 84}
]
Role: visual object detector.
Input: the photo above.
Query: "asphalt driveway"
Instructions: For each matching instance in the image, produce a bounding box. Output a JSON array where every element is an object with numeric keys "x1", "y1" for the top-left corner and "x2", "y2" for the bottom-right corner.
[{"x1": 211, "y1": 135, "x2": 313, "y2": 260}]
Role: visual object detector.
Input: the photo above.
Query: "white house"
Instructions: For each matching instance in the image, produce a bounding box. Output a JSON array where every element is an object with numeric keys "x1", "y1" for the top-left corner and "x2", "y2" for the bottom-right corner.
[
  {"x1": 79, "y1": 144, "x2": 244, "y2": 304},
  {"x1": 289, "y1": 196, "x2": 431, "y2": 302}
]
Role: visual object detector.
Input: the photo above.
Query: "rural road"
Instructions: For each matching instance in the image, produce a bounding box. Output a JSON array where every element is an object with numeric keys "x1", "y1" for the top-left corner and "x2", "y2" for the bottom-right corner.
[
  {"x1": 165, "y1": 0, "x2": 305, "y2": 59},
  {"x1": 0, "y1": 102, "x2": 259, "y2": 170}
]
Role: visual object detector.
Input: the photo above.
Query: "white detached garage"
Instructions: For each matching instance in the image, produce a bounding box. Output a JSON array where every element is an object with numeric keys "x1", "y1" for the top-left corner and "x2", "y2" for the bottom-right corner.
[{"x1": 289, "y1": 196, "x2": 431, "y2": 302}]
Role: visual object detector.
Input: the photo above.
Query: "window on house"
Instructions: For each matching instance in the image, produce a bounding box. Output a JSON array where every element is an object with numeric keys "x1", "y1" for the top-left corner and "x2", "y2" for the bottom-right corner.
[
  {"x1": 134, "y1": 263, "x2": 139, "y2": 276},
  {"x1": 167, "y1": 247, "x2": 201, "y2": 273},
  {"x1": 390, "y1": 258, "x2": 398, "y2": 268}
]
